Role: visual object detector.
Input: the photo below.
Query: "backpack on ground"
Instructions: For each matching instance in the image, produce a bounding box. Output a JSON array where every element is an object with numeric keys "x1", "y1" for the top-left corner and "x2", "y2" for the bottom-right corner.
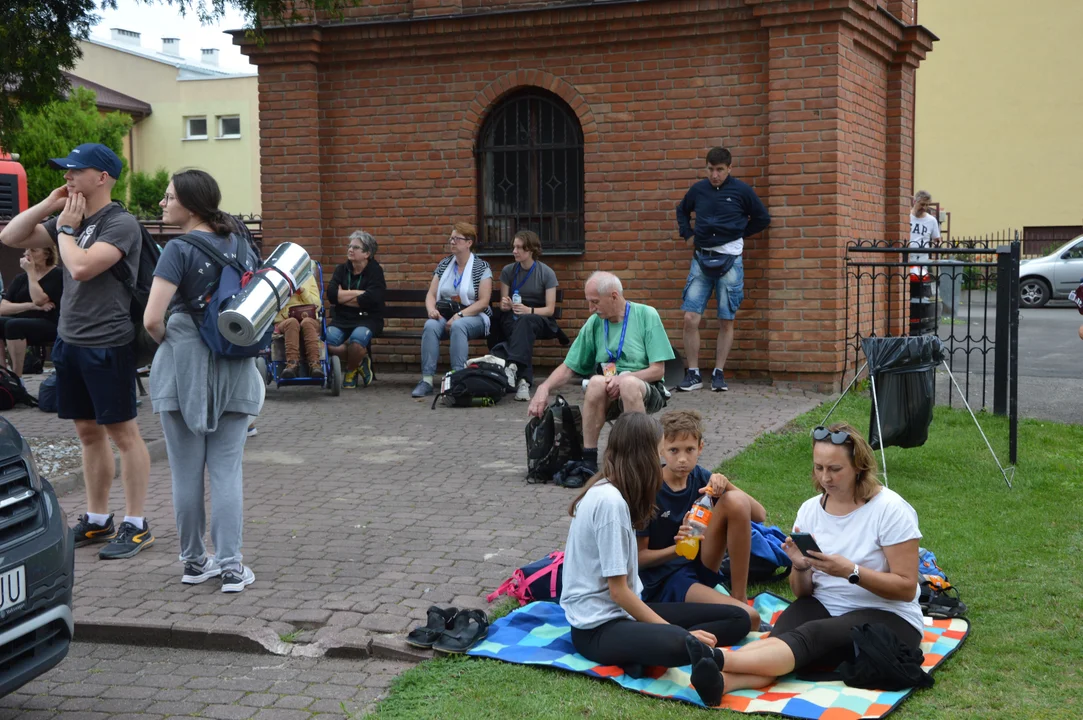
[
  {"x1": 37, "y1": 373, "x2": 58, "y2": 413},
  {"x1": 525, "y1": 395, "x2": 583, "y2": 483},
  {"x1": 182, "y1": 233, "x2": 273, "y2": 358},
  {"x1": 719, "y1": 521, "x2": 793, "y2": 584},
  {"x1": 431, "y1": 361, "x2": 507, "y2": 408},
  {"x1": 0, "y1": 368, "x2": 37, "y2": 410},
  {"x1": 104, "y1": 203, "x2": 162, "y2": 368},
  {"x1": 918, "y1": 546, "x2": 967, "y2": 618},
  {"x1": 21, "y1": 347, "x2": 43, "y2": 375},
  {"x1": 487, "y1": 551, "x2": 565, "y2": 606}
]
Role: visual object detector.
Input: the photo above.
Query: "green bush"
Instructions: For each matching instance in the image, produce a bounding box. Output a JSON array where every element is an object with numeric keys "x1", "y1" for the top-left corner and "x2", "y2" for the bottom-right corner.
[{"x1": 129, "y1": 169, "x2": 170, "y2": 218}]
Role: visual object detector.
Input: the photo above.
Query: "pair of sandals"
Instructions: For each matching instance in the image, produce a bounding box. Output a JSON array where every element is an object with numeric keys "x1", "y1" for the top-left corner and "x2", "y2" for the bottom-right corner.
[{"x1": 405, "y1": 606, "x2": 489, "y2": 654}]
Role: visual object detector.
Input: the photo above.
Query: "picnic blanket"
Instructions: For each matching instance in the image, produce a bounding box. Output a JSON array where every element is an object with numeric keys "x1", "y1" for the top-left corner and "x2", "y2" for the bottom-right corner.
[{"x1": 468, "y1": 593, "x2": 968, "y2": 718}]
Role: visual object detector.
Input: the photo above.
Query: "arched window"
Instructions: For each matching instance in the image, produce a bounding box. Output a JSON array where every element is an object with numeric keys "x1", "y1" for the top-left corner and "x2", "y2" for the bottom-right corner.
[{"x1": 476, "y1": 89, "x2": 585, "y2": 253}]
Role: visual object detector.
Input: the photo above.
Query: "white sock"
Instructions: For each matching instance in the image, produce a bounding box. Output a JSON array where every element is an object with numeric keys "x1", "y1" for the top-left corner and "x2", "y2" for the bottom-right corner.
[
  {"x1": 87, "y1": 512, "x2": 110, "y2": 526},
  {"x1": 714, "y1": 368, "x2": 724, "y2": 375},
  {"x1": 688, "y1": 367, "x2": 700, "y2": 374},
  {"x1": 123, "y1": 516, "x2": 145, "y2": 530},
  {"x1": 422, "y1": 375, "x2": 433, "y2": 384}
]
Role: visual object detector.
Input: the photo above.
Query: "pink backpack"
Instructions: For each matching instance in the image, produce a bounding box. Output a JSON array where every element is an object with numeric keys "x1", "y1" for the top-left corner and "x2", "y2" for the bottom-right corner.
[{"x1": 487, "y1": 551, "x2": 565, "y2": 606}]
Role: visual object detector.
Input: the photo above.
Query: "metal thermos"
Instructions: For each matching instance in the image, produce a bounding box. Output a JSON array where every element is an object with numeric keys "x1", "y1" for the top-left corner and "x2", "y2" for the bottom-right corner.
[{"x1": 218, "y1": 242, "x2": 313, "y2": 346}]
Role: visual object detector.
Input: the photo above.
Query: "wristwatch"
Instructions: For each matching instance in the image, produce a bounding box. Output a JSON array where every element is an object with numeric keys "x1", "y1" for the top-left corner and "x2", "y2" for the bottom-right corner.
[
  {"x1": 58, "y1": 225, "x2": 76, "y2": 237},
  {"x1": 847, "y1": 564, "x2": 861, "y2": 585},
  {"x1": 456, "y1": 311, "x2": 464, "y2": 318}
]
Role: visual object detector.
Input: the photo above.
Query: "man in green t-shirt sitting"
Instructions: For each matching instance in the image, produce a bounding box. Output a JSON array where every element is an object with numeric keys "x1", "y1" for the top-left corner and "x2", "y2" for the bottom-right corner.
[{"x1": 528, "y1": 271, "x2": 675, "y2": 487}]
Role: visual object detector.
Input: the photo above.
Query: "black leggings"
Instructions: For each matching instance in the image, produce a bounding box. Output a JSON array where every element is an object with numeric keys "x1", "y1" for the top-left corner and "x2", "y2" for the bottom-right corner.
[
  {"x1": 571, "y1": 603, "x2": 751, "y2": 669},
  {"x1": 0, "y1": 317, "x2": 57, "y2": 345},
  {"x1": 772, "y1": 596, "x2": 923, "y2": 670}
]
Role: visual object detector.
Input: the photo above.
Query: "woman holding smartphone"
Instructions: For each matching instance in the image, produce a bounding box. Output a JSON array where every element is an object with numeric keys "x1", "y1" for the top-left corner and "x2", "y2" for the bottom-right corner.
[{"x1": 713, "y1": 422, "x2": 924, "y2": 694}]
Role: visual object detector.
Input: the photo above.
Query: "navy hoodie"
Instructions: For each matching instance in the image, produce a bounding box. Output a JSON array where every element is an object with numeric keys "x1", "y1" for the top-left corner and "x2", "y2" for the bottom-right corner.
[{"x1": 676, "y1": 176, "x2": 771, "y2": 251}]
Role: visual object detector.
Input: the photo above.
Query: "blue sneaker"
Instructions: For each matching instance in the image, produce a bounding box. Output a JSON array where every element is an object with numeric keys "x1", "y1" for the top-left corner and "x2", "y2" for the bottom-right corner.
[
  {"x1": 358, "y1": 354, "x2": 374, "y2": 387},
  {"x1": 712, "y1": 369, "x2": 728, "y2": 392},
  {"x1": 411, "y1": 380, "x2": 434, "y2": 398},
  {"x1": 678, "y1": 369, "x2": 702, "y2": 392}
]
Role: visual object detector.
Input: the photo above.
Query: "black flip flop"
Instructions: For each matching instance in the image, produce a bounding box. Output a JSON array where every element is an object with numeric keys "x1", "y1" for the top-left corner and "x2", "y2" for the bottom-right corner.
[
  {"x1": 432, "y1": 609, "x2": 489, "y2": 654},
  {"x1": 405, "y1": 605, "x2": 458, "y2": 649}
]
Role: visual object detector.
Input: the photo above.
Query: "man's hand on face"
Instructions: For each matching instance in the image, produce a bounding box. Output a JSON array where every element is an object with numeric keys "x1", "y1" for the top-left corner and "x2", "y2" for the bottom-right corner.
[
  {"x1": 57, "y1": 192, "x2": 86, "y2": 230},
  {"x1": 45, "y1": 186, "x2": 70, "y2": 214}
]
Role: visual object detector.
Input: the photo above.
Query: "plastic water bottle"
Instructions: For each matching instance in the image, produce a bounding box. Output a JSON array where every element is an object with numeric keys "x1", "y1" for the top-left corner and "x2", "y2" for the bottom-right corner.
[
  {"x1": 512, "y1": 292, "x2": 522, "y2": 305},
  {"x1": 675, "y1": 495, "x2": 713, "y2": 559}
]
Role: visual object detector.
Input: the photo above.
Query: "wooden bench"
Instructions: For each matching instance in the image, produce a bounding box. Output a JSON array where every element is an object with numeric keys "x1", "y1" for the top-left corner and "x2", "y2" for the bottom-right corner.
[{"x1": 379, "y1": 288, "x2": 566, "y2": 341}]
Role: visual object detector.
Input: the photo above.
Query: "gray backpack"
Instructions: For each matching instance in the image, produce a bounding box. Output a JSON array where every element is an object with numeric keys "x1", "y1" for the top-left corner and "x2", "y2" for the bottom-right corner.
[{"x1": 525, "y1": 395, "x2": 583, "y2": 483}]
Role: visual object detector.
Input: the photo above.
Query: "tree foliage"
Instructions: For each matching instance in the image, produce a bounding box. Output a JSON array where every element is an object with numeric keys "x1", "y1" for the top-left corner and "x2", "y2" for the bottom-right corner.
[
  {"x1": 0, "y1": 1, "x2": 359, "y2": 151},
  {"x1": 12, "y1": 87, "x2": 132, "y2": 205},
  {"x1": 129, "y1": 168, "x2": 171, "y2": 218}
]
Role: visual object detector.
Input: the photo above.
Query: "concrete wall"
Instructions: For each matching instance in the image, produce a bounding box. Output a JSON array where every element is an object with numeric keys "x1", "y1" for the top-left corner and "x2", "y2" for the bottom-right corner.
[{"x1": 915, "y1": 0, "x2": 1083, "y2": 234}]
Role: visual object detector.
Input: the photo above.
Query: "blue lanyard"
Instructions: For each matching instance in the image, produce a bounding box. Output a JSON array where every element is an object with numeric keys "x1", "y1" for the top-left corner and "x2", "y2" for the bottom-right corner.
[
  {"x1": 510, "y1": 262, "x2": 536, "y2": 295},
  {"x1": 452, "y1": 261, "x2": 464, "y2": 290},
  {"x1": 604, "y1": 302, "x2": 631, "y2": 364}
]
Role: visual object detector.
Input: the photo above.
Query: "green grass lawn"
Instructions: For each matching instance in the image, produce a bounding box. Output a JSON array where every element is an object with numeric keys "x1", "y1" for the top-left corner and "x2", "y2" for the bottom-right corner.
[{"x1": 362, "y1": 394, "x2": 1083, "y2": 720}]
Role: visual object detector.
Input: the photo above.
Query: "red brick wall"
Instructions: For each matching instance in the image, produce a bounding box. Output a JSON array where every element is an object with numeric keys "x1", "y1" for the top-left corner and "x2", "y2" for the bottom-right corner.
[{"x1": 242, "y1": 0, "x2": 935, "y2": 388}]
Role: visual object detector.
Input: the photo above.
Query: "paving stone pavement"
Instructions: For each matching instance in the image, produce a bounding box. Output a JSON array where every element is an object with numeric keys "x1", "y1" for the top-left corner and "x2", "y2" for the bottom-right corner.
[
  {"x1": 2, "y1": 371, "x2": 826, "y2": 659},
  {"x1": 0, "y1": 641, "x2": 410, "y2": 719}
]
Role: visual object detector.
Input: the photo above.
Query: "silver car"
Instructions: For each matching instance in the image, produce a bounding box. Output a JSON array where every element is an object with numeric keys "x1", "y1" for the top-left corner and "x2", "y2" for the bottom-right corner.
[{"x1": 1019, "y1": 235, "x2": 1083, "y2": 308}]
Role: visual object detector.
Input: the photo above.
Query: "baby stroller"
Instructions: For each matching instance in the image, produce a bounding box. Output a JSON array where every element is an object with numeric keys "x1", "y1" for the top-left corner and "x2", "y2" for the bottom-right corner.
[{"x1": 255, "y1": 261, "x2": 343, "y2": 396}]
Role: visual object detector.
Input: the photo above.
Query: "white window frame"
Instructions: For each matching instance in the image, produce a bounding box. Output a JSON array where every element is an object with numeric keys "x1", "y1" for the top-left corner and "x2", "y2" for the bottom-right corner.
[
  {"x1": 184, "y1": 116, "x2": 208, "y2": 141},
  {"x1": 216, "y1": 115, "x2": 242, "y2": 140}
]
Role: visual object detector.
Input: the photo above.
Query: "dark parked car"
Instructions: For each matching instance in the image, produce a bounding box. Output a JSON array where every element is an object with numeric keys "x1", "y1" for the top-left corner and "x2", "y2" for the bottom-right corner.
[
  {"x1": 1019, "y1": 234, "x2": 1083, "y2": 308},
  {"x1": 0, "y1": 417, "x2": 74, "y2": 697}
]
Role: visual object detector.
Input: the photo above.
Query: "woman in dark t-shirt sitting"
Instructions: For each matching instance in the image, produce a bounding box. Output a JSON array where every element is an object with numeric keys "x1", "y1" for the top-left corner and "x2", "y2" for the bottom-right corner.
[
  {"x1": 327, "y1": 230, "x2": 386, "y2": 388},
  {"x1": 0, "y1": 245, "x2": 63, "y2": 376}
]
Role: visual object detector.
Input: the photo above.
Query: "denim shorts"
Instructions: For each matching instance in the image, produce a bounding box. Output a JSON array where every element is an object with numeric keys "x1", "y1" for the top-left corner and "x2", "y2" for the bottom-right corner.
[
  {"x1": 52, "y1": 338, "x2": 138, "y2": 425},
  {"x1": 326, "y1": 325, "x2": 373, "y2": 348},
  {"x1": 680, "y1": 254, "x2": 744, "y2": 320}
]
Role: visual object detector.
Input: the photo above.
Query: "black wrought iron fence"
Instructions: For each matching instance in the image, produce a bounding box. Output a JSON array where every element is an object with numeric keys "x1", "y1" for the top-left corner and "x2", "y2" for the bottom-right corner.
[{"x1": 844, "y1": 238, "x2": 1020, "y2": 463}]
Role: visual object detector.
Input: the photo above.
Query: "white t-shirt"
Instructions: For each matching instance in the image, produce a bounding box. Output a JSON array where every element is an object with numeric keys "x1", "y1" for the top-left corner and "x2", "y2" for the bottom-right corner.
[
  {"x1": 909, "y1": 213, "x2": 941, "y2": 264},
  {"x1": 560, "y1": 481, "x2": 644, "y2": 630},
  {"x1": 794, "y1": 487, "x2": 924, "y2": 634}
]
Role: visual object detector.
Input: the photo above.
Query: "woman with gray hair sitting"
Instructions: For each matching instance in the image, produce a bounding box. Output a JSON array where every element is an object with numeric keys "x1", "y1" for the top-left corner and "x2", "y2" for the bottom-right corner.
[{"x1": 328, "y1": 230, "x2": 386, "y2": 388}]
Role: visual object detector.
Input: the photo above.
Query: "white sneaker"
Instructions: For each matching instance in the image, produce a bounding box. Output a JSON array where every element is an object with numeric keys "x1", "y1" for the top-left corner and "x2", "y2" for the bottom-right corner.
[
  {"x1": 182, "y1": 556, "x2": 221, "y2": 585},
  {"x1": 221, "y1": 565, "x2": 255, "y2": 593},
  {"x1": 504, "y1": 363, "x2": 518, "y2": 390},
  {"x1": 515, "y1": 378, "x2": 531, "y2": 402}
]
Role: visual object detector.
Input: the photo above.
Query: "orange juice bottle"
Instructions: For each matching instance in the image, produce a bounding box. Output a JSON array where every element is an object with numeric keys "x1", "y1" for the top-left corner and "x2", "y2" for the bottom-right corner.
[{"x1": 674, "y1": 495, "x2": 713, "y2": 560}]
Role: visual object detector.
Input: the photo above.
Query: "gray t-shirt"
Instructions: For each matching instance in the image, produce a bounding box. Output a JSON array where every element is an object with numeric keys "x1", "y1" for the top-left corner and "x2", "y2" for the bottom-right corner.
[
  {"x1": 44, "y1": 202, "x2": 141, "y2": 347},
  {"x1": 153, "y1": 231, "x2": 259, "y2": 316},
  {"x1": 499, "y1": 260, "x2": 558, "y2": 308},
  {"x1": 559, "y1": 481, "x2": 644, "y2": 630}
]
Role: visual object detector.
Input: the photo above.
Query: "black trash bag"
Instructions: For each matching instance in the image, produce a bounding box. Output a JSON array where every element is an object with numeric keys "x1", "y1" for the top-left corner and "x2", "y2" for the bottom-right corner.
[{"x1": 861, "y1": 336, "x2": 944, "y2": 450}]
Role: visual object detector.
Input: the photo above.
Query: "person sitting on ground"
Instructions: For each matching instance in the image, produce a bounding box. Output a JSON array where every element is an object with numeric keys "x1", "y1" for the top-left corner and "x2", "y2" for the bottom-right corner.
[
  {"x1": 638, "y1": 410, "x2": 767, "y2": 628},
  {"x1": 273, "y1": 260, "x2": 323, "y2": 379},
  {"x1": 561, "y1": 412, "x2": 751, "y2": 708},
  {"x1": 0, "y1": 245, "x2": 63, "y2": 377},
  {"x1": 412, "y1": 221, "x2": 493, "y2": 397},
  {"x1": 488, "y1": 230, "x2": 564, "y2": 402},
  {"x1": 328, "y1": 230, "x2": 385, "y2": 388},
  {"x1": 528, "y1": 271, "x2": 674, "y2": 487},
  {"x1": 711, "y1": 422, "x2": 924, "y2": 700}
]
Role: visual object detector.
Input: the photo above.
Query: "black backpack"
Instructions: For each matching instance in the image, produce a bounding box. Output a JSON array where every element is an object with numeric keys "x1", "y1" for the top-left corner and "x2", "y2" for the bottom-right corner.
[
  {"x1": 525, "y1": 395, "x2": 583, "y2": 483},
  {"x1": 0, "y1": 368, "x2": 37, "y2": 411},
  {"x1": 104, "y1": 203, "x2": 162, "y2": 367},
  {"x1": 431, "y1": 362, "x2": 507, "y2": 408}
]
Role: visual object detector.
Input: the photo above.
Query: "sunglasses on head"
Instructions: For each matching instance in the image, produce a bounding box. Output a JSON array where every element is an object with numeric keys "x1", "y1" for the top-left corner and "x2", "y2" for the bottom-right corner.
[{"x1": 812, "y1": 426, "x2": 853, "y2": 445}]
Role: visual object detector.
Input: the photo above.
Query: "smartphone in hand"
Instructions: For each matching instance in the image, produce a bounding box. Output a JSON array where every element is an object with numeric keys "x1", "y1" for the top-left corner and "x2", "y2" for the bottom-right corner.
[{"x1": 790, "y1": 532, "x2": 823, "y2": 557}]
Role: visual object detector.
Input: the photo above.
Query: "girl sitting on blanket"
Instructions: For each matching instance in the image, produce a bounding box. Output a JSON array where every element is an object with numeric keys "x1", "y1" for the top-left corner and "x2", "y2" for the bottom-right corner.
[
  {"x1": 560, "y1": 412, "x2": 751, "y2": 707},
  {"x1": 715, "y1": 422, "x2": 924, "y2": 694}
]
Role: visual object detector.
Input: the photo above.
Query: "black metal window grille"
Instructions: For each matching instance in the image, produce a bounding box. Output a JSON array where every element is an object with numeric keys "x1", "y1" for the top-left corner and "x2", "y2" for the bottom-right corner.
[{"x1": 476, "y1": 89, "x2": 585, "y2": 254}]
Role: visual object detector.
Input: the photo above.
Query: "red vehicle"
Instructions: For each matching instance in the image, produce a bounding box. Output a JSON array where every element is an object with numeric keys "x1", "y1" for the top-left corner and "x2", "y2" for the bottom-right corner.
[{"x1": 0, "y1": 152, "x2": 29, "y2": 217}]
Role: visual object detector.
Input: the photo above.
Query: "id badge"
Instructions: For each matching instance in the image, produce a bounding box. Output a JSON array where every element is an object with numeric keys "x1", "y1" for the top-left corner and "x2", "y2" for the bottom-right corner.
[{"x1": 603, "y1": 362, "x2": 617, "y2": 377}]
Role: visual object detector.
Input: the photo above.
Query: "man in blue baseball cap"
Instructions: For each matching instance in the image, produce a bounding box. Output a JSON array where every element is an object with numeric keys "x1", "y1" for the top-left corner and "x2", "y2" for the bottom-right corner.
[{"x1": 0, "y1": 142, "x2": 153, "y2": 560}]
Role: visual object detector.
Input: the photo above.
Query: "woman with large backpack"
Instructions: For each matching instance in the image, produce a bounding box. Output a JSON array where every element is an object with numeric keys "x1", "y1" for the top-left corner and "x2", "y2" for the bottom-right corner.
[{"x1": 143, "y1": 169, "x2": 263, "y2": 593}]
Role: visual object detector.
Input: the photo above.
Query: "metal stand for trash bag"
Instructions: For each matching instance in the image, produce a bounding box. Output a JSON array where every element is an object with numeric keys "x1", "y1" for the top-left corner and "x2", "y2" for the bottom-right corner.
[{"x1": 822, "y1": 348, "x2": 1015, "y2": 490}]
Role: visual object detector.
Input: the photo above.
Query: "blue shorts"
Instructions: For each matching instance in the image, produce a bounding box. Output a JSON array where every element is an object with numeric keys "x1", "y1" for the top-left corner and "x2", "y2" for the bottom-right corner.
[
  {"x1": 326, "y1": 325, "x2": 373, "y2": 348},
  {"x1": 642, "y1": 562, "x2": 726, "y2": 603},
  {"x1": 52, "y1": 338, "x2": 138, "y2": 425},
  {"x1": 680, "y1": 255, "x2": 744, "y2": 320}
]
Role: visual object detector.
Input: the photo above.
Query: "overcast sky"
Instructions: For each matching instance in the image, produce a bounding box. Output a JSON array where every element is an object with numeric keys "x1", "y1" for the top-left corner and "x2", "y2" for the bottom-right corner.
[{"x1": 89, "y1": 0, "x2": 254, "y2": 73}]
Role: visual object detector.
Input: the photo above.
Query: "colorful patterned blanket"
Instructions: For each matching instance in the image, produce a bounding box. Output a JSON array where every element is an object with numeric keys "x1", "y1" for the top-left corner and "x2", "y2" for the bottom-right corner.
[{"x1": 468, "y1": 593, "x2": 968, "y2": 718}]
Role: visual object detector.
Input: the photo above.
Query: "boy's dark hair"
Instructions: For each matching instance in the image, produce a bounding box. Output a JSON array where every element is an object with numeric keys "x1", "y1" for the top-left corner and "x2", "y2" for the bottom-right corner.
[
  {"x1": 660, "y1": 409, "x2": 705, "y2": 443},
  {"x1": 706, "y1": 147, "x2": 731, "y2": 166}
]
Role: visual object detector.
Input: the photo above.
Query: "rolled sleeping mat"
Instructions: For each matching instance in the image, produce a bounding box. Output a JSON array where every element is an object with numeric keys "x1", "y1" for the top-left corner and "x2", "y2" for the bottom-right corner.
[{"x1": 217, "y1": 242, "x2": 314, "y2": 346}]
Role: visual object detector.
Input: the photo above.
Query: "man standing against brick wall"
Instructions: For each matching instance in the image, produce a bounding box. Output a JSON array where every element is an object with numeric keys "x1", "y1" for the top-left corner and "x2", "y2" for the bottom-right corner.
[{"x1": 676, "y1": 147, "x2": 770, "y2": 392}]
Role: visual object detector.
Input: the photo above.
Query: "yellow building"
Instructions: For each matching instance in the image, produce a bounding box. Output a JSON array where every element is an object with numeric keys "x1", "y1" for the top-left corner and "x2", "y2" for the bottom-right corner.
[
  {"x1": 914, "y1": 0, "x2": 1083, "y2": 236},
  {"x1": 72, "y1": 30, "x2": 261, "y2": 215}
]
